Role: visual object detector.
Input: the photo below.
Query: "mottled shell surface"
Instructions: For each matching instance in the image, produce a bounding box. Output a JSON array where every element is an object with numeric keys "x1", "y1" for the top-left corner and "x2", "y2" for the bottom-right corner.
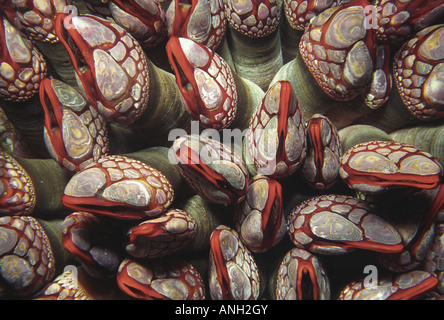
[
  {"x1": 286, "y1": 194, "x2": 404, "y2": 254},
  {"x1": 40, "y1": 78, "x2": 109, "y2": 173},
  {"x1": 234, "y1": 175, "x2": 286, "y2": 253},
  {"x1": 275, "y1": 247, "x2": 331, "y2": 300},
  {"x1": 0, "y1": 16, "x2": 47, "y2": 102},
  {"x1": 225, "y1": 0, "x2": 281, "y2": 38},
  {"x1": 0, "y1": 216, "x2": 55, "y2": 296},
  {"x1": 302, "y1": 114, "x2": 342, "y2": 189},
  {"x1": 209, "y1": 225, "x2": 260, "y2": 300},
  {"x1": 0, "y1": 152, "x2": 35, "y2": 216},
  {"x1": 247, "y1": 80, "x2": 306, "y2": 178},
  {"x1": 284, "y1": 0, "x2": 335, "y2": 31},
  {"x1": 117, "y1": 257, "x2": 206, "y2": 300},
  {"x1": 339, "y1": 270, "x2": 438, "y2": 300},
  {"x1": 55, "y1": 13, "x2": 150, "y2": 125},
  {"x1": 375, "y1": 0, "x2": 444, "y2": 43},
  {"x1": 393, "y1": 24, "x2": 444, "y2": 120},
  {"x1": 166, "y1": 0, "x2": 226, "y2": 51},
  {"x1": 339, "y1": 141, "x2": 443, "y2": 193},
  {"x1": 167, "y1": 37, "x2": 237, "y2": 130},
  {"x1": 172, "y1": 135, "x2": 249, "y2": 205},
  {"x1": 63, "y1": 155, "x2": 174, "y2": 219}
]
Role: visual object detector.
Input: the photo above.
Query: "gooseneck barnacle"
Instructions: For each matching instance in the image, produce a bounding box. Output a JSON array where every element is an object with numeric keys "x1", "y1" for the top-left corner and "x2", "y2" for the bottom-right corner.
[{"x1": 1, "y1": 0, "x2": 444, "y2": 301}]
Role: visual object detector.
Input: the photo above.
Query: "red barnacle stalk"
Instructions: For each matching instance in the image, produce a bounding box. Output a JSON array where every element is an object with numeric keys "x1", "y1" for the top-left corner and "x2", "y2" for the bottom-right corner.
[
  {"x1": 172, "y1": 135, "x2": 249, "y2": 205},
  {"x1": 375, "y1": 0, "x2": 444, "y2": 44},
  {"x1": 393, "y1": 24, "x2": 444, "y2": 121},
  {"x1": 234, "y1": 175, "x2": 286, "y2": 253},
  {"x1": 275, "y1": 248, "x2": 331, "y2": 300},
  {"x1": 165, "y1": 0, "x2": 226, "y2": 51},
  {"x1": 0, "y1": 216, "x2": 55, "y2": 297},
  {"x1": 62, "y1": 155, "x2": 174, "y2": 220},
  {"x1": 166, "y1": 37, "x2": 237, "y2": 130},
  {"x1": 39, "y1": 77, "x2": 109, "y2": 173},
  {"x1": 126, "y1": 208, "x2": 197, "y2": 258},
  {"x1": 117, "y1": 257, "x2": 206, "y2": 300},
  {"x1": 247, "y1": 80, "x2": 306, "y2": 178},
  {"x1": 106, "y1": 0, "x2": 167, "y2": 48},
  {"x1": 339, "y1": 141, "x2": 443, "y2": 194},
  {"x1": 10, "y1": 0, "x2": 71, "y2": 43},
  {"x1": 225, "y1": 0, "x2": 280, "y2": 38},
  {"x1": 54, "y1": 13, "x2": 150, "y2": 125},
  {"x1": 302, "y1": 114, "x2": 342, "y2": 190},
  {"x1": 286, "y1": 194, "x2": 404, "y2": 254},
  {"x1": 339, "y1": 270, "x2": 439, "y2": 300},
  {"x1": 0, "y1": 15, "x2": 47, "y2": 102},
  {"x1": 283, "y1": 0, "x2": 335, "y2": 31},
  {"x1": 209, "y1": 225, "x2": 260, "y2": 300},
  {"x1": 0, "y1": 152, "x2": 35, "y2": 216},
  {"x1": 62, "y1": 211, "x2": 123, "y2": 278},
  {"x1": 299, "y1": 0, "x2": 387, "y2": 103}
]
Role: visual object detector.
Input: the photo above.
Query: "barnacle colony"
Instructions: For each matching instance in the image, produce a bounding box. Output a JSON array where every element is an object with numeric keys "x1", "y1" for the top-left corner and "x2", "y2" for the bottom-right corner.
[{"x1": 0, "y1": 0, "x2": 444, "y2": 301}]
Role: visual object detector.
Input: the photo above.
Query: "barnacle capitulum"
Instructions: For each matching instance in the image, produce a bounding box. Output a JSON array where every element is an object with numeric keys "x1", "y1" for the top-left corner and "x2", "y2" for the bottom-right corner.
[
  {"x1": 374, "y1": 0, "x2": 444, "y2": 44},
  {"x1": 62, "y1": 154, "x2": 174, "y2": 220},
  {"x1": 166, "y1": 0, "x2": 226, "y2": 51},
  {"x1": 393, "y1": 24, "x2": 444, "y2": 120},
  {"x1": 0, "y1": 15, "x2": 47, "y2": 102},
  {"x1": 283, "y1": 0, "x2": 335, "y2": 31},
  {"x1": 224, "y1": 0, "x2": 281, "y2": 38},
  {"x1": 117, "y1": 257, "x2": 206, "y2": 300},
  {"x1": 299, "y1": 0, "x2": 391, "y2": 108},
  {"x1": 274, "y1": 248, "x2": 331, "y2": 300},
  {"x1": 234, "y1": 175, "x2": 286, "y2": 253},
  {"x1": 286, "y1": 194, "x2": 404, "y2": 254},
  {"x1": 0, "y1": 216, "x2": 56, "y2": 297},
  {"x1": 55, "y1": 13, "x2": 150, "y2": 125},
  {"x1": 126, "y1": 208, "x2": 197, "y2": 259},
  {"x1": 302, "y1": 114, "x2": 342, "y2": 190},
  {"x1": 40, "y1": 78, "x2": 109, "y2": 173},
  {"x1": 209, "y1": 225, "x2": 260, "y2": 300},
  {"x1": 166, "y1": 37, "x2": 238, "y2": 130},
  {"x1": 339, "y1": 141, "x2": 443, "y2": 194},
  {"x1": 247, "y1": 80, "x2": 307, "y2": 178},
  {"x1": 338, "y1": 270, "x2": 439, "y2": 300},
  {"x1": 172, "y1": 135, "x2": 249, "y2": 205}
]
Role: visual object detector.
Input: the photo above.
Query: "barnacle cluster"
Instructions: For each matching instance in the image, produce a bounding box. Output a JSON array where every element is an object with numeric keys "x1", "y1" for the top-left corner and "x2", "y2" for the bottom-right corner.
[{"x1": 0, "y1": 0, "x2": 443, "y2": 301}]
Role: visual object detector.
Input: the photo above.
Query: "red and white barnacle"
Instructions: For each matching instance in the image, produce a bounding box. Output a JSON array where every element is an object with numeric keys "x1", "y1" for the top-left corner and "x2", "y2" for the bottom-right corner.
[
  {"x1": 0, "y1": 215, "x2": 55, "y2": 296},
  {"x1": 302, "y1": 114, "x2": 342, "y2": 190},
  {"x1": 286, "y1": 194, "x2": 404, "y2": 254},
  {"x1": 247, "y1": 80, "x2": 306, "y2": 178},
  {"x1": 166, "y1": 0, "x2": 226, "y2": 51},
  {"x1": 40, "y1": 78, "x2": 109, "y2": 173},
  {"x1": 339, "y1": 270, "x2": 439, "y2": 300},
  {"x1": 106, "y1": 0, "x2": 167, "y2": 48},
  {"x1": 275, "y1": 248, "x2": 331, "y2": 300},
  {"x1": 234, "y1": 175, "x2": 286, "y2": 253},
  {"x1": 224, "y1": 0, "x2": 280, "y2": 38},
  {"x1": 0, "y1": 152, "x2": 35, "y2": 216},
  {"x1": 62, "y1": 211, "x2": 123, "y2": 278},
  {"x1": 11, "y1": 0, "x2": 71, "y2": 43},
  {"x1": 375, "y1": 0, "x2": 444, "y2": 44},
  {"x1": 126, "y1": 208, "x2": 197, "y2": 258},
  {"x1": 117, "y1": 257, "x2": 206, "y2": 300},
  {"x1": 209, "y1": 225, "x2": 260, "y2": 300},
  {"x1": 172, "y1": 135, "x2": 249, "y2": 205},
  {"x1": 166, "y1": 37, "x2": 237, "y2": 130},
  {"x1": 283, "y1": 0, "x2": 335, "y2": 31},
  {"x1": 55, "y1": 13, "x2": 150, "y2": 125},
  {"x1": 62, "y1": 155, "x2": 174, "y2": 220},
  {"x1": 0, "y1": 16, "x2": 47, "y2": 102},
  {"x1": 299, "y1": 0, "x2": 387, "y2": 103},
  {"x1": 393, "y1": 24, "x2": 444, "y2": 120},
  {"x1": 339, "y1": 141, "x2": 443, "y2": 194}
]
